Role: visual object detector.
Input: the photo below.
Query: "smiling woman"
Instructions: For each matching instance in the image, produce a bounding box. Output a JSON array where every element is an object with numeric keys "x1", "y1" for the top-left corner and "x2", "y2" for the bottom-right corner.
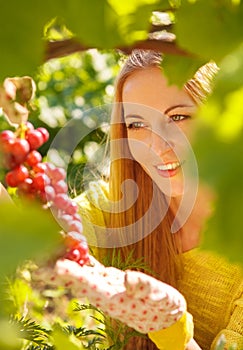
[{"x1": 74, "y1": 50, "x2": 243, "y2": 350}]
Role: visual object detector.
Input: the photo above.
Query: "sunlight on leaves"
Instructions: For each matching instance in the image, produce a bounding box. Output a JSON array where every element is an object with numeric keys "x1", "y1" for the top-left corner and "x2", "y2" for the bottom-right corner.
[
  {"x1": 162, "y1": 55, "x2": 206, "y2": 87},
  {"x1": 0, "y1": 201, "x2": 60, "y2": 279},
  {"x1": 52, "y1": 327, "x2": 83, "y2": 350},
  {"x1": 175, "y1": 0, "x2": 243, "y2": 62}
]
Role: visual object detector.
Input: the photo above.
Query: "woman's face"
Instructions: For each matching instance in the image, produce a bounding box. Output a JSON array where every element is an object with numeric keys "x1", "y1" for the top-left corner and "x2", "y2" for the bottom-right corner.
[{"x1": 122, "y1": 66, "x2": 198, "y2": 197}]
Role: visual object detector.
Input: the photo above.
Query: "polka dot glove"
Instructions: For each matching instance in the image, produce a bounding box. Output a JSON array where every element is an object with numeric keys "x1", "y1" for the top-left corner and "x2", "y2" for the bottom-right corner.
[{"x1": 33, "y1": 256, "x2": 187, "y2": 334}]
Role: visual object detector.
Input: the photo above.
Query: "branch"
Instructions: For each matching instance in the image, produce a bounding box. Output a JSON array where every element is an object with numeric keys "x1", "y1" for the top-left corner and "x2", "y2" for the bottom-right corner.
[{"x1": 45, "y1": 38, "x2": 191, "y2": 61}]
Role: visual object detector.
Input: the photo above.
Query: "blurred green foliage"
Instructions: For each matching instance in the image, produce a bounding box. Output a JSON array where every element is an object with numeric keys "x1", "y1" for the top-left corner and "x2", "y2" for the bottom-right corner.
[{"x1": 0, "y1": 1, "x2": 243, "y2": 348}]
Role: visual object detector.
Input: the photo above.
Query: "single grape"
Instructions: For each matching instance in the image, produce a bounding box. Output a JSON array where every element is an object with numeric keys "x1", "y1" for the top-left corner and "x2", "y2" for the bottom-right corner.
[
  {"x1": 5, "y1": 171, "x2": 18, "y2": 187},
  {"x1": 0, "y1": 130, "x2": 15, "y2": 142},
  {"x1": 49, "y1": 167, "x2": 66, "y2": 183},
  {"x1": 24, "y1": 122, "x2": 34, "y2": 131},
  {"x1": 64, "y1": 240, "x2": 89, "y2": 266},
  {"x1": 36, "y1": 127, "x2": 49, "y2": 143},
  {"x1": 64, "y1": 231, "x2": 86, "y2": 248},
  {"x1": 45, "y1": 162, "x2": 56, "y2": 176},
  {"x1": 26, "y1": 129, "x2": 44, "y2": 150},
  {"x1": 68, "y1": 220, "x2": 83, "y2": 234},
  {"x1": 10, "y1": 138, "x2": 30, "y2": 163},
  {"x1": 65, "y1": 248, "x2": 81, "y2": 262},
  {"x1": 17, "y1": 177, "x2": 34, "y2": 194},
  {"x1": 53, "y1": 193, "x2": 71, "y2": 211},
  {"x1": 2, "y1": 154, "x2": 18, "y2": 170},
  {"x1": 65, "y1": 201, "x2": 78, "y2": 215},
  {"x1": 32, "y1": 162, "x2": 47, "y2": 174},
  {"x1": 53, "y1": 180, "x2": 68, "y2": 194},
  {"x1": 44, "y1": 185, "x2": 56, "y2": 202},
  {"x1": 58, "y1": 214, "x2": 73, "y2": 231},
  {"x1": 5, "y1": 165, "x2": 29, "y2": 187},
  {"x1": 25, "y1": 150, "x2": 42, "y2": 167},
  {"x1": 32, "y1": 173, "x2": 51, "y2": 192}
]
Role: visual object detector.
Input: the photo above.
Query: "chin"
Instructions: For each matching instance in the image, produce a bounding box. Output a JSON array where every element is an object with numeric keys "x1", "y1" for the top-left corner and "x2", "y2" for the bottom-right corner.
[{"x1": 156, "y1": 181, "x2": 184, "y2": 198}]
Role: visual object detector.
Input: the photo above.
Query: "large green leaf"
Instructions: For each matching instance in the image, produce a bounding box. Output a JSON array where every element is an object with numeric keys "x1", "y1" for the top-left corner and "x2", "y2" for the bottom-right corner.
[
  {"x1": 0, "y1": 201, "x2": 60, "y2": 277},
  {"x1": 162, "y1": 54, "x2": 206, "y2": 87},
  {"x1": 194, "y1": 105, "x2": 243, "y2": 265},
  {"x1": 0, "y1": 201, "x2": 60, "y2": 315},
  {"x1": 0, "y1": 1, "x2": 56, "y2": 81},
  {"x1": 212, "y1": 43, "x2": 243, "y2": 106},
  {"x1": 175, "y1": 0, "x2": 243, "y2": 62},
  {"x1": 57, "y1": 0, "x2": 163, "y2": 48}
]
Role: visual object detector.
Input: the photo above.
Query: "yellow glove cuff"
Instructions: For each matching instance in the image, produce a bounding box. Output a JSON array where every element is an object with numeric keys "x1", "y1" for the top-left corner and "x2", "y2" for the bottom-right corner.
[{"x1": 148, "y1": 312, "x2": 194, "y2": 350}]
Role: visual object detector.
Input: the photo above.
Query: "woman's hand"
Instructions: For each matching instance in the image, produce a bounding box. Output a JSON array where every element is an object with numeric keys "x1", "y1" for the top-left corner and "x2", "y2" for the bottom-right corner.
[{"x1": 33, "y1": 256, "x2": 187, "y2": 334}]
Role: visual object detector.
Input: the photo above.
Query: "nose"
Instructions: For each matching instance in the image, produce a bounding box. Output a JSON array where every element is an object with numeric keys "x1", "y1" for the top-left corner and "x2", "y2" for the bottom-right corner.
[{"x1": 149, "y1": 128, "x2": 175, "y2": 157}]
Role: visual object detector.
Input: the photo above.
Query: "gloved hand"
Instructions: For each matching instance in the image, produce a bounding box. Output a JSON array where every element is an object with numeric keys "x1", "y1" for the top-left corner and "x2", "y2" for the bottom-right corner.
[{"x1": 33, "y1": 255, "x2": 187, "y2": 334}]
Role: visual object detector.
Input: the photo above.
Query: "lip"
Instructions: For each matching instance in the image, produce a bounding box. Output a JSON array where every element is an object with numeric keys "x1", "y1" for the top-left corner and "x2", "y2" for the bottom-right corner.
[{"x1": 154, "y1": 161, "x2": 183, "y2": 178}]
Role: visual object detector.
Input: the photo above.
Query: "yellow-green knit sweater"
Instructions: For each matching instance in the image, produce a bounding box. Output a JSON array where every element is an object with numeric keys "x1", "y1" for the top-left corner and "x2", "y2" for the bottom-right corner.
[{"x1": 75, "y1": 181, "x2": 243, "y2": 350}]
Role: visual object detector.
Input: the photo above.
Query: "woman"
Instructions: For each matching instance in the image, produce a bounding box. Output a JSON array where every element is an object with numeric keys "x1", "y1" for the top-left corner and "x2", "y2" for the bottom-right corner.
[
  {"x1": 2, "y1": 50, "x2": 242, "y2": 349},
  {"x1": 76, "y1": 50, "x2": 242, "y2": 349}
]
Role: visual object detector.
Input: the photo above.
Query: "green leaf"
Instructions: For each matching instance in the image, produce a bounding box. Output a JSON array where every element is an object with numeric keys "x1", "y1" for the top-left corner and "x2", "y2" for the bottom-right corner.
[
  {"x1": 52, "y1": 327, "x2": 83, "y2": 350},
  {"x1": 162, "y1": 54, "x2": 206, "y2": 87},
  {"x1": 0, "y1": 320, "x2": 21, "y2": 350},
  {"x1": 175, "y1": 0, "x2": 243, "y2": 62},
  {"x1": 0, "y1": 201, "x2": 60, "y2": 278},
  {"x1": 0, "y1": 1, "x2": 55, "y2": 81},
  {"x1": 56, "y1": 0, "x2": 123, "y2": 48},
  {"x1": 57, "y1": 0, "x2": 163, "y2": 48},
  {"x1": 108, "y1": 0, "x2": 162, "y2": 15},
  {"x1": 0, "y1": 201, "x2": 61, "y2": 316},
  {"x1": 193, "y1": 121, "x2": 243, "y2": 265},
  {"x1": 212, "y1": 43, "x2": 243, "y2": 104}
]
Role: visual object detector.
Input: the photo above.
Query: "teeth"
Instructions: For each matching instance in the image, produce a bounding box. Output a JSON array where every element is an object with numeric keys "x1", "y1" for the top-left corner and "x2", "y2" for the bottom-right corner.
[{"x1": 157, "y1": 162, "x2": 181, "y2": 171}]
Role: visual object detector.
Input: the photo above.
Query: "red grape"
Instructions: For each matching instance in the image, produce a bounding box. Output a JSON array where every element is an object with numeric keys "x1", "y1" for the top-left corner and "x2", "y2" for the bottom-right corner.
[
  {"x1": 0, "y1": 130, "x2": 15, "y2": 142},
  {"x1": 44, "y1": 185, "x2": 56, "y2": 202},
  {"x1": 48, "y1": 167, "x2": 66, "y2": 183},
  {"x1": 32, "y1": 173, "x2": 51, "y2": 192},
  {"x1": 17, "y1": 178, "x2": 33, "y2": 194},
  {"x1": 26, "y1": 129, "x2": 44, "y2": 149},
  {"x1": 68, "y1": 220, "x2": 83, "y2": 233},
  {"x1": 53, "y1": 180, "x2": 68, "y2": 194},
  {"x1": 10, "y1": 138, "x2": 30, "y2": 163},
  {"x1": 25, "y1": 150, "x2": 42, "y2": 166},
  {"x1": 1, "y1": 123, "x2": 89, "y2": 266},
  {"x1": 32, "y1": 162, "x2": 47, "y2": 173},
  {"x1": 53, "y1": 193, "x2": 70, "y2": 210},
  {"x1": 65, "y1": 201, "x2": 78, "y2": 215},
  {"x1": 5, "y1": 165, "x2": 29, "y2": 187},
  {"x1": 36, "y1": 127, "x2": 49, "y2": 143}
]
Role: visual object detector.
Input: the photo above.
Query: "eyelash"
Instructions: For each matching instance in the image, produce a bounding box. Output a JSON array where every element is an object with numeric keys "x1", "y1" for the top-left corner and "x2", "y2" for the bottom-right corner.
[
  {"x1": 126, "y1": 115, "x2": 191, "y2": 130},
  {"x1": 127, "y1": 121, "x2": 146, "y2": 130},
  {"x1": 170, "y1": 115, "x2": 190, "y2": 122}
]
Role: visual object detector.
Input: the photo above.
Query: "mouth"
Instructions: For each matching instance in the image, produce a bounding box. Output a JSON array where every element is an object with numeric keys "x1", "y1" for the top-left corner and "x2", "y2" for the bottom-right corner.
[{"x1": 154, "y1": 161, "x2": 184, "y2": 178}]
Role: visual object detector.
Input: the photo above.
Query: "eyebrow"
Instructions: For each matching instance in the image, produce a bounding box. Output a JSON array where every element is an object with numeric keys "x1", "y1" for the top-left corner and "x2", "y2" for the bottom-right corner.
[
  {"x1": 124, "y1": 114, "x2": 145, "y2": 120},
  {"x1": 124, "y1": 104, "x2": 195, "y2": 120},
  {"x1": 164, "y1": 104, "x2": 195, "y2": 114}
]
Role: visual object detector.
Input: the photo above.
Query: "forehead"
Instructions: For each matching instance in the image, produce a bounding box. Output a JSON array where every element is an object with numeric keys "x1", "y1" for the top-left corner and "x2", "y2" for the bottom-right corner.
[{"x1": 122, "y1": 67, "x2": 195, "y2": 113}]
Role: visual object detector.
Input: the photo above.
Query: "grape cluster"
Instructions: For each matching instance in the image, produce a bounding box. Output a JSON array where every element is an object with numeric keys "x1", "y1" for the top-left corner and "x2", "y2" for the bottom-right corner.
[{"x1": 0, "y1": 122, "x2": 89, "y2": 266}]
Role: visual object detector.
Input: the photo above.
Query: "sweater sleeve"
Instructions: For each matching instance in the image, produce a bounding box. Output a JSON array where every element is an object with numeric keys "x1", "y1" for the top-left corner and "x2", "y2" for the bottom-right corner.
[{"x1": 210, "y1": 281, "x2": 243, "y2": 350}]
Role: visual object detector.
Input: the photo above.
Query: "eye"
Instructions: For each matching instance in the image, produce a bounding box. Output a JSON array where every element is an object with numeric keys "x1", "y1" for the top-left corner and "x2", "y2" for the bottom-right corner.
[
  {"x1": 127, "y1": 121, "x2": 146, "y2": 130},
  {"x1": 170, "y1": 115, "x2": 190, "y2": 122}
]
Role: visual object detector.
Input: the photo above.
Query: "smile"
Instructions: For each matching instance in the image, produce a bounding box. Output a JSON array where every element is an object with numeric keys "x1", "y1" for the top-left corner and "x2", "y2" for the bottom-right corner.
[
  {"x1": 156, "y1": 161, "x2": 183, "y2": 171},
  {"x1": 154, "y1": 161, "x2": 184, "y2": 178}
]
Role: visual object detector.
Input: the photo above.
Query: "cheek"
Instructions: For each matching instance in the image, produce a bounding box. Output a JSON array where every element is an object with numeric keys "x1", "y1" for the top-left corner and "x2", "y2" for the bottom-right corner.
[{"x1": 128, "y1": 138, "x2": 150, "y2": 164}]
